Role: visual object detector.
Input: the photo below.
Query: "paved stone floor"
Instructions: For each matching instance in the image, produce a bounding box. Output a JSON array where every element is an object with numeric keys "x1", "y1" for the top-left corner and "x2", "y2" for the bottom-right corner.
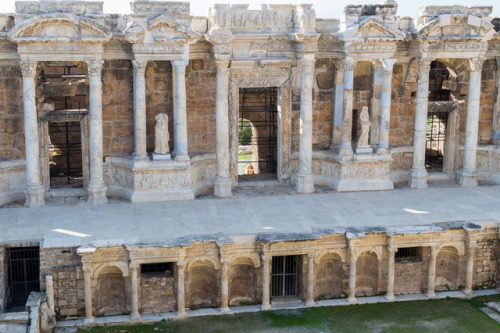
[{"x1": 0, "y1": 183, "x2": 499, "y2": 249}]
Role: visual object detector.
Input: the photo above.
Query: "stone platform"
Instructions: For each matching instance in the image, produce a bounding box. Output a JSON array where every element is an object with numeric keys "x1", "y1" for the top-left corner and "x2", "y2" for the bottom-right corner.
[{"x1": 1, "y1": 185, "x2": 499, "y2": 249}]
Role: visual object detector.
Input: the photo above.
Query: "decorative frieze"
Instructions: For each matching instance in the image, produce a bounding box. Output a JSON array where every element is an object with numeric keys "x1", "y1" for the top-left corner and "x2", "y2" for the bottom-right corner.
[
  {"x1": 131, "y1": 1, "x2": 190, "y2": 15},
  {"x1": 16, "y1": 1, "x2": 103, "y2": 15}
]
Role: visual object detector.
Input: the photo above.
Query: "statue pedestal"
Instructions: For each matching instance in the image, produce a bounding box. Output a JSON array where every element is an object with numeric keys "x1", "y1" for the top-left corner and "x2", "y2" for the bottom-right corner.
[
  {"x1": 153, "y1": 153, "x2": 171, "y2": 161},
  {"x1": 355, "y1": 147, "x2": 373, "y2": 154}
]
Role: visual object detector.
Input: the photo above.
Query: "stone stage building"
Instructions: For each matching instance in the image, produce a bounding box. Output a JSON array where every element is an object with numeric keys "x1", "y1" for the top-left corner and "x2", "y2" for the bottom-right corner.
[{"x1": 0, "y1": 0, "x2": 500, "y2": 331}]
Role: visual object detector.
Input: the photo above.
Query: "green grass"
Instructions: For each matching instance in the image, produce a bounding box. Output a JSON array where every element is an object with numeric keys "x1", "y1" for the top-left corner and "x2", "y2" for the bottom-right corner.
[
  {"x1": 78, "y1": 295, "x2": 500, "y2": 333},
  {"x1": 238, "y1": 154, "x2": 252, "y2": 160}
]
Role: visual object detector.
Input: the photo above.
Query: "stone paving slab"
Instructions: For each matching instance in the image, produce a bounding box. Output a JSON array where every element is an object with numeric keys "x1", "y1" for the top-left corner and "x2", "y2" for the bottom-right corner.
[{"x1": 0, "y1": 186, "x2": 499, "y2": 248}]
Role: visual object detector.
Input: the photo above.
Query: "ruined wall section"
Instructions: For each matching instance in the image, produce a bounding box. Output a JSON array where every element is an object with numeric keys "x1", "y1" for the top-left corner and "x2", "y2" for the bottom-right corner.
[
  {"x1": 312, "y1": 59, "x2": 335, "y2": 149},
  {"x1": 474, "y1": 227, "x2": 499, "y2": 289},
  {"x1": 140, "y1": 271, "x2": 176, "y2": 314}
]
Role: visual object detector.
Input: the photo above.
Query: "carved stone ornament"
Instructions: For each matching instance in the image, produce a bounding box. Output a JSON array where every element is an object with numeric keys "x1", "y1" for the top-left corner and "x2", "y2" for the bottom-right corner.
[
  {"x1": 343, "y1": 57, "x2": 357, "y2": 71},
  {"x1": 469, "y1": 58, "x2": 484, "y2": 72},
  {"x1": 86, "y1": 61, "x2": 103, "y2": 77},
  {"x1": 154, "y1": 114, "x2": 170, "y2": 155},
  {"x1": 20, "y1": 60, "x2": 37, "y2": 78},
  {"x1": 357, "y1": 106, "x2": 371, "y2": 149},
  {"x1": 418, "y1": 58, "x2": 434, "y2": 74},
  {"x1": 132, "y1": 60, "x2": 148, "y2": 75}
]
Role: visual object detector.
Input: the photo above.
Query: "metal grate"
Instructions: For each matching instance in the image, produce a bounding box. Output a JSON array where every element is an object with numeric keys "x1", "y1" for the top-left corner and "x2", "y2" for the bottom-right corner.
[
  {"x1": 395, "y1": 247, "x2": 420, "y2": 262},
  {"x1": 141, "y1": 262, "x2": 173, "y2": 275},
  {"x1": 428, "y1": 61, "x2": 451, "y2": 102},
  {"x1": 238, "y1": 87, "x2": 278, "y2": 175},
  {"x1": 49, "y1": 121, "x2": 83, "y2": 184},
  {"x1": 271, "y1": 256, "x2": 298, "y2": 297},
  {"x1": 8, "y1": 247, "x2": 40, "y2": 308},
  {"x1": 426, "y1": 113, "x2": 447, "y2": 170}
]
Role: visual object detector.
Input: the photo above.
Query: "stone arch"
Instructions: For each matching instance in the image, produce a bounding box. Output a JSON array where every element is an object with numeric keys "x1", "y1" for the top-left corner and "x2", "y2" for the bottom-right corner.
[
  {"x1": 186, "y1": 259, "x2": 219, "y2": 309},
  {"x1": 92, "y1": 262, "x2": 129, "y2": 278},
  {"x1": 355, "y1": 251, "x2": 379, "y2": 297},
  {"x1": 436, "y1": 246, "x2": 460, "y2": 290},
  {"x1": 229, "y1": 254, "x2": 260, "y2": 268},
  {"x1": 315, "y1": 252, "x2": 345, "y2": 300},
  {"x1": 94, "y1": 265, "x2": 128, "y2": 316}
]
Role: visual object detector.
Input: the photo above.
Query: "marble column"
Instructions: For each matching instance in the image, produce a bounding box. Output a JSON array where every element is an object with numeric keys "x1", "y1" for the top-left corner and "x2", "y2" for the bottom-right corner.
[
  {"x1": 214, "y1": 60, "x2": 232, "y2": 198},
  {"x1": 132, "y1": 60, "x2": 148, "y2": 161},
  {"x1": 426, "y1": 245, "x2": 438, "y2": 298},
  {"x1": 464, "y1": 243, "x2": 477, "y2": 297},
  {"x1": 261, "y1": 255, "x2": 271, "y2": 310},
  {"x1": 82, "y1": 264, "x2": 94, "y2": 323},
  {"x1": 492, "y1": 57, "x2": 500, "y2": 145},
  {"x1": 176, "y1": 261, "x2": 186, "y2": 317},
  {"x1": 378, "y1": 59, "x2": 397, "y2": 154},
  {"x1": 172, "y1": 60, "x2": 189, "y2": 161},
  {"x1": 386, "y1": 246, "x2": 396, "y2": 302},
  {"x1": 370, "y1": 60, "x2": 383, "y2": 146},
  {"x1": 348, "y1": 248, "x2": 358, "y2": 304},
  {"x1": 86, "y1": 60, "x2": 108, "y2": 204},
  {"x1": 20, "y1": 61, "x2": 45, "y2": 207},
  {"x1": 306, "y1": 253, "x2": 316, "y2": 306},
  {"x1": 331, "y1": 61, "x2": 344, "y2": 148},
  {"x1": 409, "y1": 58, "x2": 433, "y2": 189},
  {"x1": 459, "y1": 58, "x2": 484, "y2": 187},
  {"x1": 296, "y1": 59, "x2": 316, "y2": 194},
  {"x1": 130, "y1": 263, "x2": 140, "y2": 320},
  {"x1": 340, "y1": 57, "x2": 357, "y2": 155},
  {"x1": 46, "y1": 275, "x2": 55, "y2": 313},
  {"x1": 220, "y1": 258, "x2": 230, "y2": 313}
]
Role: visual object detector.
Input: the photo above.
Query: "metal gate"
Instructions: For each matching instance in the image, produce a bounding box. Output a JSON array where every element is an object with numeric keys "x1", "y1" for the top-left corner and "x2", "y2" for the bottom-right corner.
[
  {"x1": 271, "y1": 256, "x2": 298, "y2": 297},
  {"x1": 8, "y1": 247, "x2": 40, "y2": 308},
  {"x1": 426, "y1": 113, "x2": 447, "y2": 169},
  {"x1": 49, "y1": 121, "x2": 83, "y2": 184},
  {"x1": 238, "y1": 87, "x2": 278, "y2": 174}
]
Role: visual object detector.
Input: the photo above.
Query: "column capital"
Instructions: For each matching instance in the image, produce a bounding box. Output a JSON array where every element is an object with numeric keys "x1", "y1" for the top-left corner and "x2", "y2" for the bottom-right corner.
[
  {"x1": 430, "y1": 244, "x2": 440, "y2": 252},
  {"x1": 300, "y1": 58, "x2": 316, "y2": 73},
  {"x1": 132, "y1": 60, "x2": 148, "y2": 75},
  {"x1": 343, "y1": 57, "x2": 357, "y2": 72},
  {"x1": 371, "y1": 59, "x2": 384, "y2": 69},
  {"x1": 87, "y1": 60, "x2": 104, "y2": 77},
  {"x1": 177, "y1": 260, "x2": 186, "y2": 267},
  {"x1": 469, "y1": 58, "x2": 485, "y2": 72},
  {"x1": 20, "y1": 61, "x2": 37, "y2": 78},
  {"x1": 387, "y1": 247, "x2": 398, "y2": 254},
  {"x1": 130, "y1": 262, "x2": 140, "y2": 271},
  {"x1": 307, "y1": 252, "x2": 315, "y2": 260},
  {"x1": 172, "y1": 59, "x2": 189, "y2": 72},
  {"x1": 349, "y1": 248, "x2": 359, "y2": 258},
  {"x1": 220, "y1": 257, "x2": 230, "y2": 264},
  {"x1": 467, "y1": 242, "x2": 478, "y2": 250},
  {"x1": 215, "y1": 59, "x2": 230, "y2": 73},
  {"x1": 382, "y1": 59, "x2": 397, "y2": 72},
  {"x1": 261, "y1": 254, "x2": 272, "y2": 262},
  {"x1": 418, "y1": 58, "x2": 434, "y2": 72}
]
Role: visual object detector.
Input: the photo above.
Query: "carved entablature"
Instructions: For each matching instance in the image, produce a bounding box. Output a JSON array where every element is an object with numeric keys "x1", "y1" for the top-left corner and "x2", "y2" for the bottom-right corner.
[
  {"x1": 131, "y1": 1, "x2": 190, "y2": 15},
  {"x1": 127, "y1": 245, "x2": 186, "y2": 264},
  {"x1": 344, "y1": 41, "x2": 397, "y2": 60},
  {"x1": 418, "y1": 5, "x2": 493, "y2": 25},
  {"x1": 340, "y1": 16, "x2": 405, "y2": 43},
  {"x1": 15, "y1": 1, "x2": 104, "y2": 17},
  {"x1": 409, "y1": 40, "x2": 490, "y2": 59}
]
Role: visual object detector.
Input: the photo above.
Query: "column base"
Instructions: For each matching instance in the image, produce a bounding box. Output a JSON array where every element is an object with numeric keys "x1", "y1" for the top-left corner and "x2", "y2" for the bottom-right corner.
[
  {"x1": 261, "y1": 303, "x2": 271, "y2": 311},
  {"x1": 83, "y1": 317, "x2": 95, "y2": 324},
  {"x1": 175, "y1": 154, "x2": 190, "y2": 162},
  {"x1": 133, "y1": 153, "x2": 149, "y2": 162},
  {"x1": 377, "y1": 147, "x2": 389, "y2": 155},
  {"x1": 409, "y1": 168, "x2": 428, "y2": 189},
  {"x1": 176, "y1": 310, "x2": 186, "y2": 318},
  {"x1": 296, "y1": 173, "x2": 315, "y2": 194},
  {"x1": 463, "y1": 289, "x2": 474, "y2": 298},
  {"x1": 347, "y1": 296, "x2": 357, "y2": 305},
  {"x1": 339, "y1": 145, "x2": 354, "y2": 156},
  {"x1": 305, "y1": 300, "x2": 316, "y2": 307},
  {"x1": 385, "y1": 294, "x2": 395, "y2": 302},
  {"x1": 219, "y1": 307, "x2": 230, "y2": 313},
  {"x1": 458, "y1": 169, "x2": 478, "y2": 187},
  {"x1": 130, "y1": 312, "x2": 141, "y2": 321},
  {"x1": 87, "y1": 184, "x2": 108, "y2": 205},
  {"x1": 214, "y1": 176, "x2": 232, "y2": 198},
  {"x1": 426, "y1": 291, "x2": 436, "y2": 299},
  {"x1": 24, "y1": 184, "x2": 45, "y2": 208}
]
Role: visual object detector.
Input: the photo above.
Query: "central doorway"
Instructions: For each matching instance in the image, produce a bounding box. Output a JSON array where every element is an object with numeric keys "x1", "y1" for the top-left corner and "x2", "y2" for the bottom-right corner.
[
  {"x1": 7, "y1": 247, "x2": 40, "y2": 310},
  {"x1": 238, "y1": 87, "x2": 278, "y2": 182},
  {"x1": 271, "y1": 255, "x2": 298, "y2": 297}
]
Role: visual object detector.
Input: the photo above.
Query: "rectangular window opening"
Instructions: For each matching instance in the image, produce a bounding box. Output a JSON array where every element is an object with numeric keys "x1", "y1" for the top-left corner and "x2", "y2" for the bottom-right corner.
[
  {"x1": 395, "y1": 247, "x2": 421, "y2": 262},
  {"x1": 141, "y1": 262, "x2": 173, "y2": 277}
]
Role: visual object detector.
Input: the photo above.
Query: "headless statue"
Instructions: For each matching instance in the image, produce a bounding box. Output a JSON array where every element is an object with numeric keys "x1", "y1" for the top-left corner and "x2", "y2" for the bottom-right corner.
[{"x1": 154, "y1": 113, "x2": 170, "y2": 155}]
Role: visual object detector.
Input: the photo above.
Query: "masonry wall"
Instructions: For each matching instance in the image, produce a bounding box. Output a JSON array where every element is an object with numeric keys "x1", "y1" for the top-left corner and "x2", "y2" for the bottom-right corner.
[
  {"x1": 140, "y1": 271, "x2": 176, "y2": 313},
  {"x1": 0, "y1": 62, "x2": 24, "y2": 160},
  {"x1": 474, "y1": 227, "x2": 499, "y2": 289},
  {"x1": 312, "y1": 59, "x2": 335, "y2": 149}
]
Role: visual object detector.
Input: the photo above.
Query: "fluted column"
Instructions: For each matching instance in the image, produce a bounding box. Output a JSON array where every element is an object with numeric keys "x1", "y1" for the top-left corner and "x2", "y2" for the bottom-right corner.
[
  {"x1": 82, "y1": 261, "x2": 94, "y2": 323},
  {"x1": 172, "y1": 60, "x2": 189, "y2": 161},
  {"x1": 20, "y1": 61, "x2": 45, "y2": 207},
  {"x1": 296, "y1": 59, "x2": 316, "y2": 194},
  {"x1": 261, "y1": 255, "x2": 271, "y2": 310},
  {"x1": 427, "y1": 245, "x2": 438, "y2": 298},
  {"x1": 386, "y1": 246, "x2": 396, "y2": 301},
  {"x1": 378, "y1": 59, "x2": 397, "y2": 153},
  {"x1": 331, "y1": 61, "x2": 344, "y2": 148},
  {"x1": 409, "y1": 58, "x2": 433, "y2": 189},
  {"x1": 492, "y1": 57, "x2": 500, "y2": 145},
  {"x1": 132, "y1": 60, "x2": 148, "y2": 161},
  {"x1": 306, "y1": 253, "x2": 316, "y2": 306},
  {"x1": 86, "y1": 60, "x2": 107, "y2": 204},
  {"x1": 214, "y1": 60, "x2": 232, "y2": 198},
  {"x1": 464, "y1": 243, "x2": 477, "y2": 297},
  {"x1": 348, "y1": 248, "x2": 358, "y2": 304},
  {"x1": 220, "y1": 258, "x2": 230, "y2": 313},
  {"x1": 340, "y1": 57, "x2": 357, "y2": 155},
  {"x1": 459, "y1": 58, "x2": 484, "y2": 187},
  {"x1": 130, "y1": 263, "x2": 140, "y2": 320},
  {"x1": 176, "y1": 260, "x2": 186, "y2": 317}
]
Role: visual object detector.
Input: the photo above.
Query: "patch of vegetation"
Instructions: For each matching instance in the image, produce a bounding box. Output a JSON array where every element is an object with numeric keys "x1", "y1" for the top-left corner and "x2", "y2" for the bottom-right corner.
[
  {"x1": 238, "y1": 153, "x2": 251, "y2": 160},
  {"x1": 238, "y1": 119, "x2": 252, "y2": 145},
  {"x1": 78, "y1": 296, "x2": 500, "y2": 333}
]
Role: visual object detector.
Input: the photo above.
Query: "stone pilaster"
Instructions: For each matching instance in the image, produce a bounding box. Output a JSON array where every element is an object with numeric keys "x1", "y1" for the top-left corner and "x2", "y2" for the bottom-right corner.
[
  {"x1": 296, "y1": 59, "x2": 316, "y2": 194},
  {"x1": 176, "y1": 260, "x2": 186, "y2": 317},
  {"x1": 86, "y1": 60, "x2": 108, "y2": 204},
  {"x1": 20, "y1": 61, "x2": 45, "y2": 207},
  {"x1": 220, "y1": 258, "x2": 230, "y2": 313},
  {"x1": 409, "y1": 58, "x2": 433, "y2": 189},
  {"x1": 306, "y1": 253, "x2": 316, "y2": 307},
  {"x1": 130, "y1": 263, "x2": 140, "y2": 320},
  {"x1": 172, "y1": 60, "x2": 189, "y2": 161},
  {"x1": 378, "y1": 59, "x2": 396, "y2": 154},
  {"x1": 427, "y1": 245, "x2": 438, "y2": 298},
  {"x1": 458, "y1": 58, "x2": 484, "y2": 187},
  {"x1": 331, "y1": 60, "x2": 344, "y2": 148},
  {"x1": 370, "y1": 60, "x2": 383, "y2": 146},
  {"x1": 340, "y1": 57, "x2": 357, "y2": 155},
  {"x1": 81, "y1": 257, "x2": 94, "y2": 324},
  {"x1": 214, "y1": 59, "x2": 232, "y2": 198},
  {"x1": 492, "y1": 57, "x2": 500, "y2": 145},
  {"x1": 261, "y1": 254, "x2": 271, "y2": 310},
  {"x1": 347, "y1": 248, "x2": 358, "y2": 304},
  {"x1": 386, "y1": 246, "x2": 396, "y2": 302},
  {"x1": 132, "y1": 60, "x2": 148, "y2": 161},
  {"x1": 464, "y1": 243, "x2": 477, "y2": 297}
]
